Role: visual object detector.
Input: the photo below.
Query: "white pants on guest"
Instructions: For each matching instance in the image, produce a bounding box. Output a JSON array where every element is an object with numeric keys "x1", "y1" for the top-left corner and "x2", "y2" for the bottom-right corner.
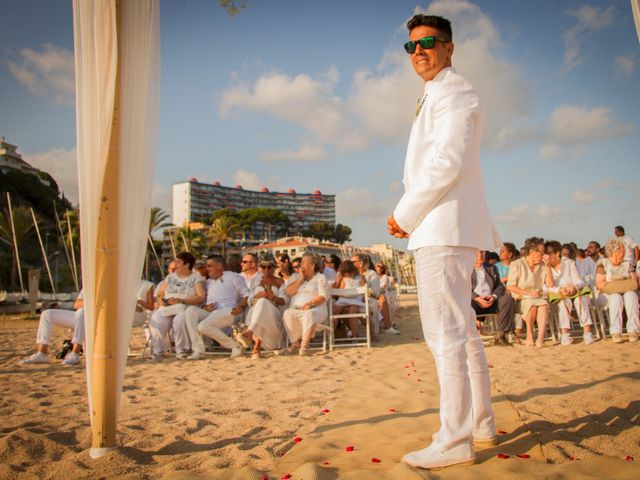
[
  {"x1": 149, "y1": 309, "x2": 190, "y2": 355},
  {"x1": 36, "y1": 308, "x2": 85, "y2": 346},
  {"x1": 414, "y1": 246, "x2": 495, "y2": 451},
  {"x1": 283, "y1": 305, "x2": 327, "y2": 343},
  {"x1": 557, "y1": 296, "x2": 593, "y2": 330},
  {"x1": 185, "y1": 306, "x2": 239, "y2": 352},
  {"x1": 597, "y1": 292, "x2": 640, "y2": 335}
]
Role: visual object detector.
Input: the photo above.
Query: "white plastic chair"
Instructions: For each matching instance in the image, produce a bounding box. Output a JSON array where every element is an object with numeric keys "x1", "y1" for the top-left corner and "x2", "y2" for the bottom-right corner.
[{"x1": 328, "y1": 286, "x2": 371, "y2": 350}]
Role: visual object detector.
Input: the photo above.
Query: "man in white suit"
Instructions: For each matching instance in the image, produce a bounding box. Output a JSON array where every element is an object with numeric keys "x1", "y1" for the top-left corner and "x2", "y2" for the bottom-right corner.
[{"x1": 388, "y1": 14, "x2": 501, "y2": 469}]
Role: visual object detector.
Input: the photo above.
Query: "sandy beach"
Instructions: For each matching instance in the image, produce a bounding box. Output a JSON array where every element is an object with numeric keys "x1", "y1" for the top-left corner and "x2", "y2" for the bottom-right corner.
[{"x1": 1, "y1": 294, "x2": 639, "y2": 479}]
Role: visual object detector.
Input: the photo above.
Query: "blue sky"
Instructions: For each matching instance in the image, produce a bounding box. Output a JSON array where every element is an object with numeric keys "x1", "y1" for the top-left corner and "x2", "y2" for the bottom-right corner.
[{"x1": 1, "y1": 0, "x2": 639, "y2": 251}]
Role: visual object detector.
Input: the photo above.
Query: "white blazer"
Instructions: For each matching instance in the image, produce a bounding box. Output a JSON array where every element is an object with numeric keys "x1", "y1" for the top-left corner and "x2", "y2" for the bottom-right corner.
[{"x1": 393, "y1": 67, "x2": 500, "y2": 251}]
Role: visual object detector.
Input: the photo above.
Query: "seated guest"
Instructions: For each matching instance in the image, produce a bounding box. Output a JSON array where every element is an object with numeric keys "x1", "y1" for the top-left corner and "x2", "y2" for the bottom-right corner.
[
  {"x1": 351, "y1": 253, "x2": 382, "y2": 339},
  {"x1": 586, "y1": 240, "x2": 605, "y2": 263},
  {"x1": 576, "y1": 248, "x2": 596, "y2": 283},
  {"x1": 133, "y1": 279, "x2": 155, "y2": 327},
  {"x1": 544, "y1": 241, "x2": 595, "y2": 345},
  {"x1": 237, "y1": 255, "x2": 287, "y2": 358},
  {"x1": 471, "y1": 250, "x2": 515, "y2": 346},
  {"x1": 278, "y1": 261, "x2": 295, "y2": 283},
  {"x1": 507, "y1": 237, "x2": 552, "y2": 347},
  {"x1": 375, "y1": 262, "x2": 399, "y2": 334},
  {"x1": 280, "y1": 253, "x2": 330, "y2": 356},
  {"x1": 184, "y1": 255, "x2": 249, "y2": 359},
  {"x1": 596, "y1": 238, "x2": 640, "y2": 343},
  {"x1": 194, "y1": 260, "x2": 208, "y2": 281},
  {"x1": 323, "y1": 254, "x2": 341, "y2": 284},
  {"x1": 275, "y1": 253, "x2": 290, "y2": 278},
  {"x1": 149, "y1": 252, "x2": 205, "y2": 359},
  {"x1": 496, "y1": 242, "x2": 517, "y2": 285},
  {"x1": 485, "y1": 251, "x2": 500, "y2": 265},
  {"x1": 239, "y1": 253, "x2": 262, "y2": 292},
  {"x1": 561, "y1": 243, "x2": 576, "y2": 261},
  {"x1": 21, "y1": 292, "x2": 85, "y2": 366},
  {"x1": 332, "y1": 260, "x2": 366, "y2": 337},
  {"x1": 291, "y1": 257, "x2": 302, "y2": 276}
]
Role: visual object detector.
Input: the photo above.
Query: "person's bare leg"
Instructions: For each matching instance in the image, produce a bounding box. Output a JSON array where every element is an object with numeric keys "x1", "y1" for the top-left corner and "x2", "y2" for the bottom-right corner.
[
  {"x1": 300, "y1": 325, "x2": 316, "y2": 349},
  {"x1": 535, "y1": 306, "x2": 548, "y2": 347},
  {"x1": 524, "y1": 306, "x2": 537, "y2": 346},
  {"x1": 379, "y1": 295, "x2": 392, "y2": 329}
]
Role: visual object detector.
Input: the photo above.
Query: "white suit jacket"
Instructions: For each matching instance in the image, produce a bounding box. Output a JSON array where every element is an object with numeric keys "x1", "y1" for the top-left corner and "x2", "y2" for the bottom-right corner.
[{"x1": 393, "y1": 67, "x2": 500, "y2": 251}]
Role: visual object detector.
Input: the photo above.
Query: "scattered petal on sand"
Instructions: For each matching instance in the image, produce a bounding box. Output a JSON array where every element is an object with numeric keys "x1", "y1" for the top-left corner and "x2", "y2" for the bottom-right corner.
[
  {"x1": 625, "y1": 455, "x2": 634, "y2": 461},
  {"x1": 488, "y1": 364, "x2": 494, "y2": 368},
  {"x1": 388, "y1": 408, "x2": 396, "y2": 412},
  {"x1": 498, "y1": 430, "x2": 508, "y2": 435},
  {"x1": 322, "y1": 461, "x2": 330, "y2": 466},
  {"x1": 260, "y1": 476, "x2": 268, "y2": 480},
  {"x1": 293, "y1": 437, "x2": 302, "y2": 443},
  {"x1": 281, "y1": 474, "x2": 292, "y2": 480},
  {"x1": 517, "y1": 454, "x2": 530, "y2": 459},
  {"x1": 321, "y1": 409, "x2": 330, "y2": 414},
  {"x1": 371, "y1": 457, "x2": 382, "y2": 463},
  {"x1": 569, "y1": 456, "x2": 575, "y2": 461},
  {"x1": 345, "y1": 445, "x2": 354, "y2": 452},
  {"x1": 497, "y1": 453, "x2": 510, "y2": 459}
]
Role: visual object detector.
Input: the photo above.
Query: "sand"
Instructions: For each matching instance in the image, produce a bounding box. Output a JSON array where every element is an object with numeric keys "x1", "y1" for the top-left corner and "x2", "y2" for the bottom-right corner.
[{"x1": 1, "y1": 295, "x2": 639, "y2": 479}]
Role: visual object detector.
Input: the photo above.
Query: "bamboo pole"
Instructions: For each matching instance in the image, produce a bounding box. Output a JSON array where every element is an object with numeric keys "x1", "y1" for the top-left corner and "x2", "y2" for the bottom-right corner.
[
  {"x1": 67, "y1": 211, "x2": 80, "y2": 290},
  {"x1": 147, "y1": 233, "x2": 162, "y2": 273},
  {"x1": 54, "y1": 203, "x2": 79, "y2": 291},
  {"x1": 91, "y1": 0, "x2": 121, "y2": 455},
  {"x1": 168, "y1": 229, "x2": 177, "y2": 257},
  {"x1": 30, "y1": 208, "x2": 56, "y2": 295},
  {"x1": 6, "y1": 192, "x2": 25, "y2": 292},
  {"x1": 180, "y1": 230, "x2": 189, "y2": 252}
]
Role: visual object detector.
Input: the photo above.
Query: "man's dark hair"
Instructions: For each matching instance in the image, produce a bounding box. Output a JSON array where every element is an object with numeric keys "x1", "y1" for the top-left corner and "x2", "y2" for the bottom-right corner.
[
  {"x1": 406, "y1": 14, "x2": 452, "y2": 41},
  {"x1": 485, "y1": 251, "x2": 500, "y2": 264},
  {"x1": 589, "y1": 240, "x2": 601, "y2": 249},
  {"x1": 207, "y1": 254, "x2": 226, "y2": 266},
  {"x1": 176, "y1": 251, "x2": 196, "y2": 270},
  {"x1": 544, "y1": 240, "x2": 562, "y2": 255},
  {"x1": 615, "y1": 225, "x2": 625, "y2": 234}
]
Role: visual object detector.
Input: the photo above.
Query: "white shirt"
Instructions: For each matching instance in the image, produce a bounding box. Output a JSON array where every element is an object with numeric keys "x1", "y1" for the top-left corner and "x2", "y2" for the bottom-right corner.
[
  {"x1": 289, "y1": 273, "x2": 329, "y2": 308},
  {"x1": 358, "y1": 270, "x2": 381, "y2": 298},
  {"x1": 164, "y1": 272, "x2": 201, "y2": 299},
  {"x1": 597, "y1": 258, "x2": 632, "y2": 282},
  {"x1": 617, "y1": 235, "x2": 638, "y2": 264},
  {"x1": 206, "y1": 271, "x2": 248, "y2": 308},
  {"x1": 323, "y1": 266, "x2": 337, "y2": 283},
  {"x1": 240, "y1": 271, "x2": 262, "y2": 292},
  {"x1": 576, "y1": 257, "x2": 596, "y2": 280},
  {"x1": 473, "y1": 267, "x2": 492, "y2": 297},
  {"x1": 545, "y1": 257, "x2": 584, "y2": 293},
  {"x1": 137, "y1": 280, "x2": 154, "y2": 303}
]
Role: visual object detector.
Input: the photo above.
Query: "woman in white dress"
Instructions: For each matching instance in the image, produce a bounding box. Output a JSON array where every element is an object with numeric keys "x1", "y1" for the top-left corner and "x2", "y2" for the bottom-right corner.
[
  {"x1": 150, "y1": 252, "x2": 205, "y2": 359},
  {"x1": 239, "y1": 256, "x2": 286, "y2": 358},
  {"x1": 280, "y1": 253, "x2": 330, "y2": 356},
  {"x1": 596, "y1": 238, "x2": 639, "y2": 343}
]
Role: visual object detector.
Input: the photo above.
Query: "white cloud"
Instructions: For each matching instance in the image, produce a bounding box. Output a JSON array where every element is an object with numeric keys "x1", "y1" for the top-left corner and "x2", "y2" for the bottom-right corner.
[
  {"x1": 496, "y1": 204, "x2": 530, "y2": 224},
  {"x1": 572, "y1": 190, "x2": 597, "y2": 204},
  {"x1": 548, "y1": 105, "x2": 633, "y2": 144},
  {"x1": 336, "y1": 188, "x2": 394, "y2": 222},
  {"x1": 259, "y1": 143, "x2": 325, "y2": 162},
  {"x1": 563, "y1": 5, "x2": 615, "y2": 73},
  {"x1": 231, "y1": 169, "x2": 264, "y2": 191},
  {"x1": 538, "y1": 143, "x2": 559, "y2": 159},
  {"x1": 8, "y1": 44, "x2": 75, "y2": 105},
  {"x1": 219, "y1": 0, "x2": 530, "y2": 156},
  {"x1": 388, "y1": 180, "x2": 402, "y2": 192},
  {"x1": 614, "y1": 55, "x2": 634, "y2": 77},
  {"x1": 26, "y1": 147, "x2": 78, "y2": 203}
]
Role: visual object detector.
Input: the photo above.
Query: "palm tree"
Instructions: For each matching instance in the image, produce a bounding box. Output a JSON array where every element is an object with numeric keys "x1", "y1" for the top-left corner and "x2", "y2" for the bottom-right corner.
[
  {"x1": 208, "y1": 216, "x2": 241, "y2": 261},
  {"x1": 147, "y1": 207, "x2": 173, "y2": 278},
  {"x1": 0, "y1": 206, "x2": 36, "y2": 291}
]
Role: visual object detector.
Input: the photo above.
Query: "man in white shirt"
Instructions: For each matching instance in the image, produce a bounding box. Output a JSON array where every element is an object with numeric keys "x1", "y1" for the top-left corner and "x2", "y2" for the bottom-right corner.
[
  {"x1": 614, "y1": 225, "x2": 639, "y2": 267},
  {"x1": 239, "y1": 252, "x2": 262, "y2": 292},
  {"x1": 184, "y1": 255, "x2": 248, "y2": 359},
  {"x1": 387, "y1": 13, "x2": 499, "y2": 470},
  {"x1": 586, "y1": 241, "x2": 605, "y2": 263}
]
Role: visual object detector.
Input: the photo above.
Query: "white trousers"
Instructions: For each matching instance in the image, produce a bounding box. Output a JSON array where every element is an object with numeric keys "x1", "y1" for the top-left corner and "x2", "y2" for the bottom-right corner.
[
  {"x1": 149, "y1": 309, "x2": 190, "y2": 354},
  {"x1": 36, "y1": 308, "x2": 85, "y2": 346},
  {"x1": 414, "y1": 246, "x2": 495, "y2": 450},
  {"x1": 185, "y1": 306, "x2": 239, "y2": 352},
  {"x1": 597, "y1": 292, "x2": 640, "y2": 335},
  {"x1": 557, "y1": 296, "x2": 593, "y2": 330},
  {"x1": 283, "y1": 305, "x2": 327, "y2": 343}
]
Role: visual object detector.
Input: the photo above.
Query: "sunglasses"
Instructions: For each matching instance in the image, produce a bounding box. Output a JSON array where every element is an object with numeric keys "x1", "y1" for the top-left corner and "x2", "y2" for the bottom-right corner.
[
  {"x1": 404, "y1": 36, "x2": 449, "y2": 54},
  {"x1": 259, "y1": 264, "x2": 274, "y2": 269}
]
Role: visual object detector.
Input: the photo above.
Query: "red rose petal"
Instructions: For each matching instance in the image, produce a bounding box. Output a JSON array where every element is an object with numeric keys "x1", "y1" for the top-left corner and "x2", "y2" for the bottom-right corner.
[
  {"x1": 293, "y1": 437, "x2": 302, "y2": 443},
  {"x1": 322, "y1": 461, "x2": 330, "y2": 466},
  {"x1": 488, "y1": 364, "x2": 494, "y2": 368},
  {"x1": 417, "y1": 378, "x2": 422, "y2": 382},
  {"x1": 626, "y1": 455, "x2": 634, "y2": 461},
  {"x1": 419, "y1": 390, "x2": 425, "y2": 393},
  {"x1": 260, "y1": 476, "x2": 268, "y2": 480},
  {"x1": 388, "y1": 408, "x2": 396, "y2": 412},
  {"x1": 497, "y1": 453, "x2": 510, "y2": 459},
  {"x1": 345, "y1": 445, "x2": 354, "y2": 452},
  {"x1": 517, "y1": 454, "x2": 530, "y2": 459},
  {"x1": 407, "y1": 373, "x2": 411, "y2": 376},
  {"x1": 404, "y1": 365, "x2": 409, "y2": 368},
  {"x1": 371, "y1": 457, "x2": 381, "y2": 463},
  {"x1": 498, "y1": 430, "x2": 508, "y2": 435},
  {"x1": 569, "y1": 456, "x2": 575, "y2": 461},
  {"x1": 322, "y1": 409, "x2": 330, "y2": 413},
  {"x1": 281, "y1": 475, "x2": 292, "y2": 480}
]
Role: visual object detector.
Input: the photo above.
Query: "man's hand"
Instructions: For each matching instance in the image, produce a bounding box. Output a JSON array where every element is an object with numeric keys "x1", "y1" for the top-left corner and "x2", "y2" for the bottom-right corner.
[
  {"x1": 387, "y1": 215, "x2": 409, "y2": 238},
  {"x1": 473, "y1": 296, "x2": 494, "y2": 309},
  {"x1": 231, "y1": 305, "x2": 244, "y2": 315},
  {"x1": 204, "y1": 303, "x2": 216, "y2": 312}
]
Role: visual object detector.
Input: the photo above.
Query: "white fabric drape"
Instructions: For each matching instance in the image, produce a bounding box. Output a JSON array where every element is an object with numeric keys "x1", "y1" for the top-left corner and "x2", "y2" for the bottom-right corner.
[{"x1": 73, "y1": 0, "x2": 160, "y2": 433}]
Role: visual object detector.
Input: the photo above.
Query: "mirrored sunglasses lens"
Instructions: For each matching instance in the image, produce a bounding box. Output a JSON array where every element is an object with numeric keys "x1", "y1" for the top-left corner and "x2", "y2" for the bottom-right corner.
[
  {"x1": 418, "y1": 37, "x2": 436, "y2": 49},
  {"x1": 404, "y1": 41, "x2": 416, "y2": 54}
]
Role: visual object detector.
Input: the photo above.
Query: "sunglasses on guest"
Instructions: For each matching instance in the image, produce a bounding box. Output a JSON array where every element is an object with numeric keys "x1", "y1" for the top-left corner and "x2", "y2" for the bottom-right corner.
[
  {"x1": 404, "y1": 36, "x2": 450, "y2": 54},
  {"x1": 259, "y1": 264, "x2": 274, "y2": 269}
]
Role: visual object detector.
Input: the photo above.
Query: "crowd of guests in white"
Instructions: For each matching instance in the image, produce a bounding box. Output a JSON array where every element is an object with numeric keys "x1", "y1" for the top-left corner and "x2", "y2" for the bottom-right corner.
[
  {"x1": 474, "y1": 225, "x2": 639, "y2": 348},
  {"x1": 20, "y1": 250, "x2": 400, "y2": 365},
  {"x1": 19, "y1": 224, "x2": 639, "y2": 365}
]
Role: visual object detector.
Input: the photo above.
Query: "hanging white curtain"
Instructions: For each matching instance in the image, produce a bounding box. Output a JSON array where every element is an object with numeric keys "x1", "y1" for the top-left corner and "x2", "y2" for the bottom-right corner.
[
  {"x1": 73, "y1": 0, "x2": 159, "y2": 455},
  {"x1": 633, "y1": 0, "x2": 640, "y2": 43}
]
